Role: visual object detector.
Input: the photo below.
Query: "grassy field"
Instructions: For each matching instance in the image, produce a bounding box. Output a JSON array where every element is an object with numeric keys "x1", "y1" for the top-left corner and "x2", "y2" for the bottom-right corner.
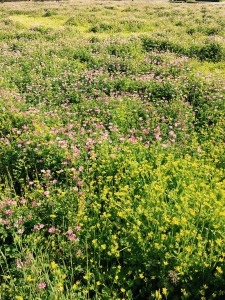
[{"x1": 0, "y1": 0, "x2": 225, "y2": 299}]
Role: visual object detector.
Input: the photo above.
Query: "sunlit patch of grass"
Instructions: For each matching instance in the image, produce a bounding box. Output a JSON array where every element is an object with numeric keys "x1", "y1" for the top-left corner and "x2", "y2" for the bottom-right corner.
[
  {"x1": 9, "y1": 15, "x2": 65, "y2": 29},
  {"x1": 191, "y1": 59, "x2": 225, "y2": 78}
]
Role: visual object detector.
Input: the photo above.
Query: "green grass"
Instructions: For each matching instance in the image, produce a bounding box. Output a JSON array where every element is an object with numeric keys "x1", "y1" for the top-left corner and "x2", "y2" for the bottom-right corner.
[{"x1": 0, "y1": 0, "x2": 225, "y2": 299}]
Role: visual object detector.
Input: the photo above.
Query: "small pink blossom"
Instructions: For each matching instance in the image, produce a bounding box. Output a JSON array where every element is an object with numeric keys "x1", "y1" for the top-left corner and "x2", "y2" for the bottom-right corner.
[
  {"x1": 38, "y1": 282, "x2": 46, "y2": 289},
  {"x1": 129, "y1": 136, "x2": 137, "y2": 143},
  {"x1": 68, "y1": 233, "x2": 77, "y2": 241},
  {"x1": 34, "y1": 225, "x2": 39, "y2": 231},
  {"x1": 154, "y1": 133, "x2": 162, "y2": 141},
  {"x1": 48, "y1": 227, "x2": 56, "y2": 234},
  {"x1": 20, "y1": 199, "x2": 27, "y2": 205},
  {"x1": 18, "y1": 217, "x2": 24, "y2": 225},
  {"x1": 168, "y1": 131, "x2": 177, "y2": 138},
  {"x1": 31, "y1": 202, "x2": 41, "y2": 207},
  {"x1": 78, "y1": 166, "x2": 84, "y2": 172},
  {"x1": 67, "y1": 229, "x2": 73, "y2": 235},
  {"x1": 44, "y1": 190, "x2": 50, "y2": 196},
  {"x1": 16, "y1": 259, "x2": 23, "y2": 269},
  {"x1": 74, "y1": 225, "x2": 81, "y2": 231},
  {"x1": 142, "y1": 129, "x2": 149, "y2": 134}
]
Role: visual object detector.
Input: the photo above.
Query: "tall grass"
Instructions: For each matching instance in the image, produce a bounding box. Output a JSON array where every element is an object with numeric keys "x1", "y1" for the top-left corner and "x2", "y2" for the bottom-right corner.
[{"x1": 0, "y1": 0, "x2": 225, "y2": 299}]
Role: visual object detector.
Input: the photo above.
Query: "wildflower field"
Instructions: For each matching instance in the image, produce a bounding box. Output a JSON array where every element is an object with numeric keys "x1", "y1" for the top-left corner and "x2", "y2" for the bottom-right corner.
[{"x1": 0, "y1": 0, "x2": 225, "y2": 299}]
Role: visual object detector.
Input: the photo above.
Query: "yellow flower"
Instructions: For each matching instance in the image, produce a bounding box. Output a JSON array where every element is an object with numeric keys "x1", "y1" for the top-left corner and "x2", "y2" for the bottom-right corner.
[
  {"x1": 57, "y1": 282, "x2": 64, "y2": 291},
  {"x1": 185, "y1": 246, "x2": 192, "y2": 253},
  {"x1": 72, "y1": 281, "x2": 80, "y2": 290},
  {"x1": 26, "y1": 275, "x2": 34, "y2": 282},
  {"x1": 216, "y1": 238, "x2": 223, "y2": 246},
  {"x1": 50, "y1": 214, "x2": 57, "y2": 219},
  {"x1": 92, "y1": 239, "x2": 97, "y2": 246},
  {"x1": 147, "y1": 232, "x2": 153, "y2": 239},
  {"x1": 162, "y1": 287, "x2": 168, "y2": 296},
  {"x1": 121, "y1": 288, "x2": 125, "y2": 293},
  {"x1": 155, "y1": 290, "x2": 162, "y2": 299},
  {"x1": 101, "y1": 244, "x2": 106, "y2": 250},
  {"x1": 15, "y1": 297, "x2": 23, "y2": 300},
  {"x1": 51, "y1": 261, "x2": 58, "y2": 269},
  {"x1": 216, "y1": 266, "x2": 223, "y2": 274},
  {"x1": 181, "y1": 289, "x2": 188, "y2": 297}
]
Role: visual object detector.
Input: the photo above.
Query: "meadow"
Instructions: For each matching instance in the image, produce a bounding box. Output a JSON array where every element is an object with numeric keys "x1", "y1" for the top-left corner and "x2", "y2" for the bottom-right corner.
[{"x1": 0, "y1": 0, "x2": 225, "y2": 299}]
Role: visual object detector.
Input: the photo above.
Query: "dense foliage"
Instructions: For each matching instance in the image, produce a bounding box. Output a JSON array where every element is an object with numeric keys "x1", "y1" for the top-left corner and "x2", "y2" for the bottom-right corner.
[{"x1": 0, "y1": 1, "x2": 225, "y2": 299}]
